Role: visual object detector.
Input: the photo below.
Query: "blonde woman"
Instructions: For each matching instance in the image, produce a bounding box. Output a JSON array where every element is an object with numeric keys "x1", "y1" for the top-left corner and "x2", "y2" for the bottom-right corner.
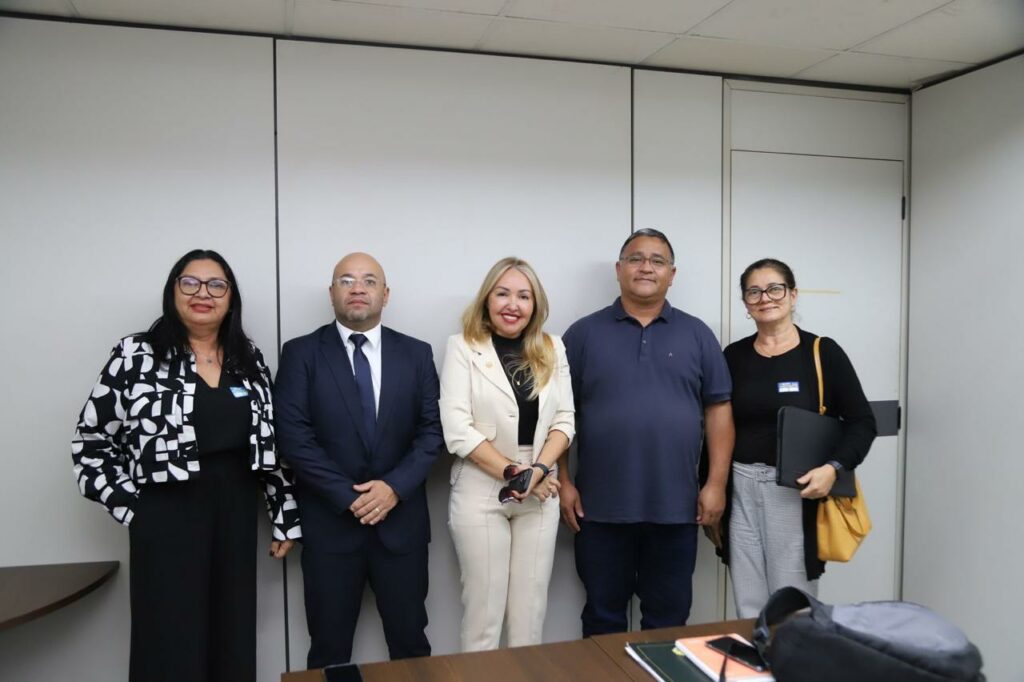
[{"x1": 440, "y1": 257, "x2": 574, "y2": 651}]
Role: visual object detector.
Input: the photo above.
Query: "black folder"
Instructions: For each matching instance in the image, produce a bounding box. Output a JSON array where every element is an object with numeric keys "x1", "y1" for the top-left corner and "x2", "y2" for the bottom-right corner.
[
  {"x1": 776, "y1": 406, "x2": 856, "y2": 497},
  {"x1": 626, "y1": 641, "x2": 707, "y2": 682}
]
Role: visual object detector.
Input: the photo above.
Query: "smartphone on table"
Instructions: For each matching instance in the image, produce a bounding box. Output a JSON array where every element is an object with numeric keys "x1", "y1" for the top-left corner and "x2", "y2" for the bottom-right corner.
[{"x1": 704, "y1": 635, "x2": 769, "y2": 672}]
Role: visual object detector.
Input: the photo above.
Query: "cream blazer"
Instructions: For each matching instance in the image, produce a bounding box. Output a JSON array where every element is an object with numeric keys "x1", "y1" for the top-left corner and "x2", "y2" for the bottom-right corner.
[{"x1": 439, "y1": 333, "x2": 575, "y2": 472}]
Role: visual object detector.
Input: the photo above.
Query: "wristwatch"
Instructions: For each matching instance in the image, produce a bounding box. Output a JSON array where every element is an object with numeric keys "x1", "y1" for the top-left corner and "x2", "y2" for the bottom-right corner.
[{"x1": 826, "y1": 460, "x2": 844, "y2": 472}]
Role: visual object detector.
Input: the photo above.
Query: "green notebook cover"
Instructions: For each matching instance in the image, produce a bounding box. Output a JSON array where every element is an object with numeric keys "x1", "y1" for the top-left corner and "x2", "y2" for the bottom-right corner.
[{"x1": 626, "y1": 641, "x2": 710, "y2": 682}]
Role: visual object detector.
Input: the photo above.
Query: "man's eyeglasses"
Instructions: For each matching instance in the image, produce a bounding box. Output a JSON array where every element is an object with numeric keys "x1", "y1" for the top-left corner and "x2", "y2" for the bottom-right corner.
[
  {"x1": 333, "y1": 276, "x2": 381, "y2": 290},
  {"x1": 743, "y1": 283, "x2": 789, "y2": 305},
  {"x1": 177, "y1": 276, "x2": 231, "y2": 298},
  {"x1": 620, "y1": 253, "x2": 673, "y2": 269}
]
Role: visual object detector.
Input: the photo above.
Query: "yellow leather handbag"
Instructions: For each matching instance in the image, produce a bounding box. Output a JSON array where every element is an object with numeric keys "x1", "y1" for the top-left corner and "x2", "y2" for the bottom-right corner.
[{"x1": 813, "y1": 337, "x2": 872, "y2": 562}]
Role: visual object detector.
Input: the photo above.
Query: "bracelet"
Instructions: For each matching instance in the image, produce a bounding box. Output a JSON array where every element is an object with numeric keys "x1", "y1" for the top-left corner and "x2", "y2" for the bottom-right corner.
[{"x1": 533, "y1": 462, "x2": 551, "y2": 479}]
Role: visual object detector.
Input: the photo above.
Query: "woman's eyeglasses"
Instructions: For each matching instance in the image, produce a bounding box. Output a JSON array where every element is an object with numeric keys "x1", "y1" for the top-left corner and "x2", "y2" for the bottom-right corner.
[
  {"x1": 177, "y1": 276, "x2": 231, "y2": 298},
  {"x1": 742, "y1": 283, "x2": 789, "y2": 305}
]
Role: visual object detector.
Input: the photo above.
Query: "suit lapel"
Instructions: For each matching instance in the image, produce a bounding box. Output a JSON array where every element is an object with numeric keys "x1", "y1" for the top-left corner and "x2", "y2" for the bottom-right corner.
[
  {"x1": 318, "y1": 324, "x2": 372, "y2": 452},
  {"x1": 469, "y1": 339, "x2": 517, "y2": 403},
  {"x1": 374, "y1": 328, "x2": 402, "y2": 447}
]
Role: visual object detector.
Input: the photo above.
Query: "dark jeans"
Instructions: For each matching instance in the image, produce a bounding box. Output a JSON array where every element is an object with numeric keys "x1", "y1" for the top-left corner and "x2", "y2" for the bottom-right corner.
[
  {"x1": 128, "y1": 452, "x2": 258, "y2": 682},
  {"x1": 574, "y1": 520, "x2": 698, "y2": 636}
]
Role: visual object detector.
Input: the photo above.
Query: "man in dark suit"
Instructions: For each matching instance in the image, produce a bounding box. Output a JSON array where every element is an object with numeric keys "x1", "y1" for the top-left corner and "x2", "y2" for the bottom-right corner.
[{"x1": 275, "y1": 252, "x2": 442, "y2": 667}]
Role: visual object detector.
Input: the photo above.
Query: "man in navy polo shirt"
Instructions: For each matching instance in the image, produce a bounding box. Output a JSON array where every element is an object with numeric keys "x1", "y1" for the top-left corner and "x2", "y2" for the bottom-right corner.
[{"x1": 558, "y1": 228, "x2": 734, "y2": 636}]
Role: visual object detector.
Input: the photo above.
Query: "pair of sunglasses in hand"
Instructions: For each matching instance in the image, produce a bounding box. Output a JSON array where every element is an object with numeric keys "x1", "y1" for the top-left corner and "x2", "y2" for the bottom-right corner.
[{"x1": 498, "y1": 464, "x2": 534, "y2": 504}]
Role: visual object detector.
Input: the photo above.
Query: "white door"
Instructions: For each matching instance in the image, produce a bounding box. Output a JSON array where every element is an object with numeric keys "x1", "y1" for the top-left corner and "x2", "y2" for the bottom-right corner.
[{"x1": 729, "y1": 150, "x2": 904, "y2": 607}]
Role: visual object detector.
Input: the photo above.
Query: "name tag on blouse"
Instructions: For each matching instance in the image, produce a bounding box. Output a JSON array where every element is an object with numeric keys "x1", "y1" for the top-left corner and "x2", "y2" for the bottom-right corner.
[
  {"x1": 229, "y1": 386, "x2": 250, "y2": 398},
  {"x1": 777, "y1": 381, "x2": 800, "y2": 393}
]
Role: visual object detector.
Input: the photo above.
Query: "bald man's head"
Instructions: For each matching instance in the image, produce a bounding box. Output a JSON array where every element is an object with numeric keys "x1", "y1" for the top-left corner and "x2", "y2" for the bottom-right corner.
[{"x1": 329, "y1": 252, "x2": 389, "y2": 331}]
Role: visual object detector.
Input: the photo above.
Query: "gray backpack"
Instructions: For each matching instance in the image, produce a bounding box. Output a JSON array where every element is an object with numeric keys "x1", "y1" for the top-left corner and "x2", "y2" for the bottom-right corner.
[{"x1": 753, "y1": 587, "x2": 985, "y2": 682}]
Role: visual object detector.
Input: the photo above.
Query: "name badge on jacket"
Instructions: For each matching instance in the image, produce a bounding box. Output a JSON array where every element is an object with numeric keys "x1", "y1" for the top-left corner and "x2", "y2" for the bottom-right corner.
[
  {"x1": 230, "y1": 386, "x2": 250, "y2": 398},
  {"x1": 777, "y1": 381, "x2": 800, "y2": 393}
]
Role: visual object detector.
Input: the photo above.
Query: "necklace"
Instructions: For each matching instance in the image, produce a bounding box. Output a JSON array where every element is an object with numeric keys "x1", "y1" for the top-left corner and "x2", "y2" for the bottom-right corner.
[
  {"x1": 755, "y1": 329, "x2": 798, "y2": 358},
  {"x1": 192, "y1": 347, "x2": 220, "y2": 365}
]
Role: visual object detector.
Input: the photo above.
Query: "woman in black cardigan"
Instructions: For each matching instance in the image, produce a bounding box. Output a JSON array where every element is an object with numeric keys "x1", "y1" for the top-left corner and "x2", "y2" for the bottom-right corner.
[{"x1": 721, "y1": 258, "x2": 876, "y2": 618}]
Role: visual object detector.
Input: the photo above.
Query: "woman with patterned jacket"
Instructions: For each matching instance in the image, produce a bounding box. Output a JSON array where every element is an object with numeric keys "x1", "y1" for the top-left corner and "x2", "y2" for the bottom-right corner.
[{"x1": 71, "y1": 249, "x2": 301, "y2": 682}]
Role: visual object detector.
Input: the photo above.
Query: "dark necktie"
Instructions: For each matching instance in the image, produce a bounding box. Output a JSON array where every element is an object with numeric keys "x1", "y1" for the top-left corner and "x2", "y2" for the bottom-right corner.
[{"x1": 349, "y1": 333, "x2": 376, "y2": 441}]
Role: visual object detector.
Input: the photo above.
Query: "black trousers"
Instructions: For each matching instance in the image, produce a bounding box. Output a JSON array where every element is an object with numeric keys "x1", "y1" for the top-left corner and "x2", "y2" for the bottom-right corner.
[
  {"x1": 575, "y1": 520, "x2": 698, "y2": 636},
  {"x1": 128, "y1": 453, "x2": 258, "y2": 682},
  {"x1": 301, "y1": 534, "x2": 430, "y2": 668}
]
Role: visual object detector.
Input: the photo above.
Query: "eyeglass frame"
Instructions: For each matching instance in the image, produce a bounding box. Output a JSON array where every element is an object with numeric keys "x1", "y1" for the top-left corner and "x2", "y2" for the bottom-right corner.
[
  {"x1": 742, "y1": 282, "x2": 791, "y2": 305},
  {"x1": 619, "y1": 253, "x2": 675, "y2": 269},
  {"x1": 332, "y1": 276, "x2": 383, "y2": 290},
  {"x1": 176, "y1": 275, "x2": 232, "y2": 298}
]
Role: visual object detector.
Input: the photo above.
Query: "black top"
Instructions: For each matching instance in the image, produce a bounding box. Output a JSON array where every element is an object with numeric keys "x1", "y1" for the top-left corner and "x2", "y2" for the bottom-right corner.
[
  {"x1": 717, "y1": 327, "x2": 878, "y2": 580},
  {"x1": 724, "y1": 328, "x2": 877, "y2": 469},
  {"x1": 491, "y1": 333, "x2": 539, "y2": 446},
  {"x1": 193, "y1": 375, "x2": 251, "y2": 458}
]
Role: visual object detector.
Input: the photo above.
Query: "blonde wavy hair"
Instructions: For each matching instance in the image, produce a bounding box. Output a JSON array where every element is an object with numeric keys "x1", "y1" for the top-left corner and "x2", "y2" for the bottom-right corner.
[{"x1": 461, "y1": 257, "x2": 554, "y2": 399}]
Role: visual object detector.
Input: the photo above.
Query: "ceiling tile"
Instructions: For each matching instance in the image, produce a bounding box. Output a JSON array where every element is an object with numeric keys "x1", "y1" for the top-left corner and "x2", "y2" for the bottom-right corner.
[
  {"x1": 644, "y1": 35, "x2": 835, "y2": 77},
  {"x1": 855, "y1": 0, "x2": 1024, "y2": 64},
  {"x1": 480, "y1": 17, "x2": 676, "y2": 63},
  {"x1": 293, "y1": 0, "x2": 493, "y2": 48},
  {"x1": 0, "y1": 0, "x2": 74, "y2": 15},
  {"x1": 70, "y1": 0, "x2": 287, "y2": 34},
  {"x1": 689, "y1": 0, "x2": 951, "y2": 51},
  {"x1": 505, "y1": 0, "x2": 732, "y2": 34},
  {"x1": 340, "y1": 0, "x2": 506, "y2": 15},
  {"x1": 796, "y1": 51, "x2": 970, "y2": 88}
]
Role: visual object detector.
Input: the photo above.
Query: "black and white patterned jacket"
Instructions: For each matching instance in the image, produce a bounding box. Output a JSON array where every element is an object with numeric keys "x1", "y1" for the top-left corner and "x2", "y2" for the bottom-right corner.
[{"x1": 72, "y1": 334, "x2": 301, "y2": 541}]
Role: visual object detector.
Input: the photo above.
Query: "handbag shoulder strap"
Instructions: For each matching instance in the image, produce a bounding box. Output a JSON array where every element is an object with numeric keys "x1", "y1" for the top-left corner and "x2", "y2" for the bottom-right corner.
[{"x1": 813, "y1": 336, "x2": 826, "y2": 416}]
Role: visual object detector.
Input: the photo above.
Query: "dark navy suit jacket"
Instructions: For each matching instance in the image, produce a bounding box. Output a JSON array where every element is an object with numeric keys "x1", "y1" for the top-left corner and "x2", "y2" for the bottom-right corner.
[{"x1": 274, "y1": 323, "x2": 443, "y2": 554}]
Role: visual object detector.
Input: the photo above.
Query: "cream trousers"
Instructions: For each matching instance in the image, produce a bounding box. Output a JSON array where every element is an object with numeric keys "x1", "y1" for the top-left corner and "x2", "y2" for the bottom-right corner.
[{"x1": 448, "y1": 445, "x2": 559, "y2": 651}]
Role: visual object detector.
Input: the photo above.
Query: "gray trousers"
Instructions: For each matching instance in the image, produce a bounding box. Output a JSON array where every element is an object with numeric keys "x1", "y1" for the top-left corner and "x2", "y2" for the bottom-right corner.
[{"x1": 729, "y1": 462, "x2": 818, "y2": 618}]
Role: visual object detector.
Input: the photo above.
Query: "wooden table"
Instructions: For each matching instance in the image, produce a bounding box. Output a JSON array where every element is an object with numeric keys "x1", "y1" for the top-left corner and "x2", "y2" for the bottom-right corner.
[
  {"x1": 283, "y1": 618, "x2": 755, "y2": 681},
  {"x1": 285, "y1": 637, "x2": 626, "y2": 682},
  {"x1": 0, "y1": 561, "x2": 119, "y2": 631}
]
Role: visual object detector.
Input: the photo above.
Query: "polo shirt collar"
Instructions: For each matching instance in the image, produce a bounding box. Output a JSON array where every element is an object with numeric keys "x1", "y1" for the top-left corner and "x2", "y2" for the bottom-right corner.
[{"x1": 612, "y1": 297, "x2": 672, "y2": 323}]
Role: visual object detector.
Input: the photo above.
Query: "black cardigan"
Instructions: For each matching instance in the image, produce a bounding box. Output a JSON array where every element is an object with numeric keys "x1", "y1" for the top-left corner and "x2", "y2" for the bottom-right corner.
[{"x1": 710, "y1": 327, "x2": 877, "y2": 580}]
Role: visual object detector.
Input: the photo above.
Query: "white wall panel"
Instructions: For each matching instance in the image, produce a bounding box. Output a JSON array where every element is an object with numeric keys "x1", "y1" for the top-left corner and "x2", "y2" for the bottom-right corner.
[
  {"x1": 633, "y1": 70, "x2": 723, "y2": 333},
  {"x1": 907, "y1": 55, "x2": 1024, "y2": 682},
  {"x1": 276, "y1": 39, "x2": 631, "y2": 662},
  {"x1": 731, "y1": 88, "x2": 907, "y2": 160},
  {"x1": 0, "y1": 18, "x2": 281, "y2": 682},
  {"x1": 633, "y1": 69, "x2": 726, "y2": 623}
]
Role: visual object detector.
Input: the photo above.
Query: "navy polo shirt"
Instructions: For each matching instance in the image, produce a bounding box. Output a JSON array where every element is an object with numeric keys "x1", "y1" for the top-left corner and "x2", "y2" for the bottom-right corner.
[{"x1": 563, "y1": 298, "x2": 731, "y2": 524}]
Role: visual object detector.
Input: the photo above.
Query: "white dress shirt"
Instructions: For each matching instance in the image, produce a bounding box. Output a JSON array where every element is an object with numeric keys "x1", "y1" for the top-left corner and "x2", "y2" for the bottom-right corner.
[{"x1": 335, "y1": 320, "x2": 382, "y2": 412}]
